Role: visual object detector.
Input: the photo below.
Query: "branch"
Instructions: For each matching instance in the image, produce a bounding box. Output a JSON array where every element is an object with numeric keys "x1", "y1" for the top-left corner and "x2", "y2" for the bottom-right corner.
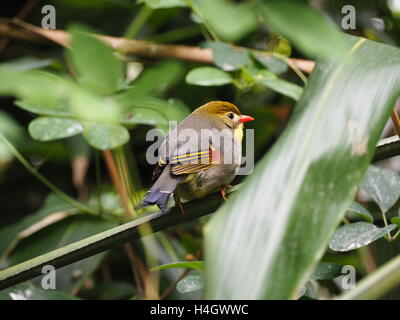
[
  {"x1": 0, "y1": 20, "x2": 315, "y2": 73},
  {"x1": 0, "y1": 186, "x2": 238, "y2": 290},
  {"x1": 372, "y1": 136, "x2": 400, "y2": 162}
]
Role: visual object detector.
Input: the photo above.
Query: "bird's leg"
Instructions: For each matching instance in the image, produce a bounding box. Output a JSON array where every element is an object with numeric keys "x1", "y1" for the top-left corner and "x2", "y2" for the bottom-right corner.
[
  {"x1": 220, "y1": 185, "x2": 233, "y2": 201},
  {"x1": 173, "y1": 194, "x2": 185, "y2": 215}
]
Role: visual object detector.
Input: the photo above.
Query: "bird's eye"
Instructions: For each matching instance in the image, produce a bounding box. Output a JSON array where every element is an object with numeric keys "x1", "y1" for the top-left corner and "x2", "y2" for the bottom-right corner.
[{"x1": 227, "y1": 112, "x2": 235, "y2": 119}]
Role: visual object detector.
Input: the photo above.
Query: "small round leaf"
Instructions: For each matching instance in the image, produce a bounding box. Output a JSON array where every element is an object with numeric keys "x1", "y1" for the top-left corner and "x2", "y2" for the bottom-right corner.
[
  {"x1": 176, "y1": 275, "x2": 204, "y2": 294},
  {"x1": 83, "y1": 122, "x2": 129, "y2": 150},
  {"x1": 329, "y1": 222, "x2": 396, "y2": 252},
  {"x1": 28, "y1": 117, "x2": 83, "y2": 141},
  {"x1": 185, "y1": 67, "x2": 232, "y2": 86}
]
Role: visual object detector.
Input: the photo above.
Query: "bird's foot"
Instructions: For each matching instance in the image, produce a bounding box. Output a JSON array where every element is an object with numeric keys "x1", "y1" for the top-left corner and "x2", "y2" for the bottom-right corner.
[
  {"x1": 174, "y1": 195, "x2": 185, "y2": 215},
  {"x1": 220, "y1": 185, "x2": 233, "y2": 201}
]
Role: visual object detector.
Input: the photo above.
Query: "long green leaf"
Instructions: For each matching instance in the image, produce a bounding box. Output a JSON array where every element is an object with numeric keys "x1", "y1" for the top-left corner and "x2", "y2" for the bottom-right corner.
[{"x1": 204, "y1": 36, "x2": 400, "y2": 299}]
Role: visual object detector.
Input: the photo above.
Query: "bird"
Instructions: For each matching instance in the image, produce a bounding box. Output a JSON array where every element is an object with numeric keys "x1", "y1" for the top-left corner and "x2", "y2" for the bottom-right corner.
[{"x1": 138, "y1": 101, "x2": 254, "y2": 214}]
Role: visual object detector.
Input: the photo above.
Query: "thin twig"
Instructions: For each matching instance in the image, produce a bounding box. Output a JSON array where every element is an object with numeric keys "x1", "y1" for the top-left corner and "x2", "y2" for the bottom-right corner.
[{"x1": 0, "y1": 20, "x2": 315, "y2": 74}]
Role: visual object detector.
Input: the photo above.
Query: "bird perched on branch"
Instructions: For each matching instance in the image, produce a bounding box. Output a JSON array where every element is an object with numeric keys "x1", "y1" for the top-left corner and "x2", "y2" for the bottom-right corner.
[{"x1": 138, "y1": 101, "x2": 254, "y2": 214}]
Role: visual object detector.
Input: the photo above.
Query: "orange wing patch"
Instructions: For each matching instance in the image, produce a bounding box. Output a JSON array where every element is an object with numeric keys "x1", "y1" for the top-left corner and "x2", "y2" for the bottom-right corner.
[{"x1": 169, "y1": 146, "x2": 220, "y2": 175}]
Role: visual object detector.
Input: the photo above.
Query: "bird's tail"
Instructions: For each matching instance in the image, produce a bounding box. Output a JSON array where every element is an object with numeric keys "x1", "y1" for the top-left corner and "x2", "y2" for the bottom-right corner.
[{"x1": 137, "y1": 165, "x2": 183, "y2": 214}]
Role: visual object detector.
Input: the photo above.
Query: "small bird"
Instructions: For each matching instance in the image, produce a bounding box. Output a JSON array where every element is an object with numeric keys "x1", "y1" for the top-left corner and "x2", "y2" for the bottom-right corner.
[{"x1": 138, "y1": 101, "x2": 254, "y2": 214}]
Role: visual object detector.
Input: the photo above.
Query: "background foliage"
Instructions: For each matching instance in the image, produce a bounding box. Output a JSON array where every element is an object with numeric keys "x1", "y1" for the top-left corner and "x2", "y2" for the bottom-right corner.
[{"x1": 0, "y1": 0, "x2": 400, "y2": 300}]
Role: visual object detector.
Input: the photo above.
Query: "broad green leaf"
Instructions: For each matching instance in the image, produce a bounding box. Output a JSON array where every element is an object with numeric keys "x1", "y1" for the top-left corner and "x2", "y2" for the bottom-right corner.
[
  {"x1": 196, "y1": 0, "x2": 258, "y2": 42},
  {"x1": 261, "y1": 0, "x2": 348, "y2": 60},
  {"x1": 361, "y1": 165, "x2": 400, "y2": 213},
  {"x1": 176, "y1": 274, "x2": 204, "y2": 293},
  {"x1": 28, "y1": 117, "x2": 83, "y2": 141},
  {"x1": 68, "y1": 27, "x2": 124, "y2": 94},
  {"x1": 0, "y1": 70, "x2": 122, "y2": 122},
  {"x1": 138, "y1": 0, "x2": 188, "y2": 8},
  {"x1": 208, "y1": 42, "x2": 249, "y2": 71},
  {"x1": 131, "y1": 60, "x2": 184, "y2": 96},
  {"x1": 186, "y1": 67, "x2": 232, "y2": 86},
  {"x1": 253, "y1": 69, "x2": 303, "y2": 100},
  {"x1": 329, "y1": 222, "x2": 396, "y2": 252},
  {"x1": 205, "y1": 36, "x2": 400, "y2": 299},
  {"x1": 347, "y1": 201, "x2": 374, "y2": 223},
  {"x1": 83, "y1": 122, "x2": 130, "y2": 150},
  {"x1": 151, "y1": 261, "x2": 204, "y2": 271},
  {"x1": 5, "y1": 215, "x2": 116, "y2": 293},
  {"x1": 310, "y1": 262, "x2": 343, "y2": 280},
  {"x1": 0, "y1": 283, "x2": 79, "y2": 300}
]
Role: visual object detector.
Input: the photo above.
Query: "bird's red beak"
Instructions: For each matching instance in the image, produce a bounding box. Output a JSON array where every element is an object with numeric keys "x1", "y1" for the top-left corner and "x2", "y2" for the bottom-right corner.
[{"x1": 239, "y1": 115, "x2": 254, "y2": 123}]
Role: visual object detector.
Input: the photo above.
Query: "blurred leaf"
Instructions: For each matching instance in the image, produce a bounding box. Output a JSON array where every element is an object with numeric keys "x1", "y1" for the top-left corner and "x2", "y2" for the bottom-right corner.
[
  {"x1": 186, "y1": 67, "x2": 232, "y2": 86},
  {"x1": 361, "y1": 165, "x2": 400, "y2": 213},
  {"x1": 0, "y1": 57, "x2": 53, "y2": 72},
  {"x1": 0, "y1": 194, "x2": 76, "y2": 264},
  {"x1": 83, "y1": 122, "x2": 130, "y2": 150},
  {"x1": 80, "y1": 281, "x2": 136, "y2": 300},
  {"x1": 68, "y1": 27, "x2": 124, "y2": 94},
  {"x1": 205, "y1": 36, "x2": 400, "y2": 299},
  {"x1": 310, "y1": 262, "x2": 343, "y2": 280},
  {"x1": 28, "y1": 117, "x2": 83, "y2": 142},
  {"x1": 131, "y1": 60, "x2": 184, "y2": 96},
  {"x1": 251, "y1": 68, "x2": 303, "y2": 100},
  {"x1": 0, "y1": 70, "x2": 122, "y2": 122},
  {"x1": 252, "y1": 53, "x2": 288, "y2": 75},
  {"x1": 261, "y1": 0, "x2": 348, "y2": 60},
  {"x1": 151, "y1": 261, "x2": 204, "y2": 271},
  {"x1": 208, "y1": 42, "x2": 250, "y2": 71},
  {"x1": 0, "y1": 110, "x2": 24, "y2": 165},
  {"x1": 347, "y1": 201, "x2": 374, "y2": 223},
  {"x1": 329, "y1": 222, "x2": 396, "y2": 252},
  {"x1": 138, "y1": 0, "x2": 188, "y2": 8},
  {"x1": 196, "y1": 0, "x2": 258, "y2": 42},
  {"x1": 176, "y1": 274, "x2": 204, "y2": 293},
  {"x1": 6, "y1": 215, "x2": 116, "y2": 293},
  {"x1": 0, "y1": 283, "x2": 79, "y2": 300}
]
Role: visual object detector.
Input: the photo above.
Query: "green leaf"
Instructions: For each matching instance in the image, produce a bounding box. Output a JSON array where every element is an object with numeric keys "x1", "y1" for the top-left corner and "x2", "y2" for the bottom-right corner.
[
  {"x1": 261, "y1": 0, "x2": 349, "y2": 60},
  {"x1": 204, "y1": 36, "x2": 400, "y2": 299},
  {"x1": 391, "y1": 217, "x2": 400, "y2": 229},
  {"x1": 186, "y1": 67, "x2": 232, "y2": 86},
  {"x1": 68, "y1": 27, "x2": 124, "y2": 94},
  {"x1": 0, "y1": 70, "x2": 122, "y2": 122},
  {"x1": 252, "y1": 53, "x2": 288, "y2": 75},
  {"x1": 28, "y1": 117, "x2": 83, "y2": 141},
  {"x1": 0, "y1": 283, "x2": 80, "y2": 300},
  {"x1": 176, "y1": 274, "x2": 204, "y2": 294},
  {"x1": 253, "y1": 69, "x2": 303, "y2": 100},
  {"x1": 310, "y1": 262, "x2": 343, "y2": 280},
  {"x1": 151, "y1": 261, "x2": 204, "y2": 271},
  {"x1": 196, "y1": 0, "x2": 258, "y2": 42},
  {"x1": 208, "y1": 42, "x2": 249, "y2": 71},
  {"x1": 361, "y1": 165, "x2": 400, "y2": 213},
  {"x1": 83, "y1": 122, "x2": 130, "y2": 150},
  {"x1": 329, "y1": 222, "x2": 396, "y2": 252},
  {"x1": 138, "y1": 0, "x2": 188, "y2": 8},
  {"x1": 347, "y1": 201, "x2": 374, "y2": 223}
]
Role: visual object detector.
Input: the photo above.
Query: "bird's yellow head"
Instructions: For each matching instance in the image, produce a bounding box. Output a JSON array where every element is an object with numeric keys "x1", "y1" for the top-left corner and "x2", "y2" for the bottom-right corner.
[{"x1": 195, "y1": 101, "x2": 254, "y2": 130}]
